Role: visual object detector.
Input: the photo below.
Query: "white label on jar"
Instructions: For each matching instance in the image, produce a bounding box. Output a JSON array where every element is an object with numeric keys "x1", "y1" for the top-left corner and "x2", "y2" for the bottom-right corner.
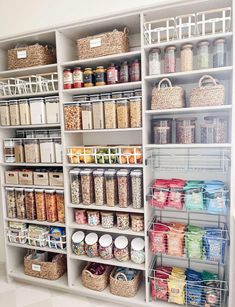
[
  {"x1": 32, "y1": 264, "x2": 41, "y2": 272},
  {"x1": 90, "y1": 38, "x2": 101, "y2": 48},
  {"x1": 63, "y1": 73, "x2": 73, "y2": 84},
  {"x1": 17, "y1": 50, "x2": 27, "y2": 59}
]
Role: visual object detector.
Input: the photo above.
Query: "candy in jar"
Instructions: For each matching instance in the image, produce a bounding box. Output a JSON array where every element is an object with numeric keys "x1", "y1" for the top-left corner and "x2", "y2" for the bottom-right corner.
[
  {"x1": 99, "y1": 234, "x2": 113, "y2": 260},
  {"x1": 131, "y1": 214, "x2": 144, "y2": 232},
  {"x1": 116, "y1": 212, "x2": 129, "y2": 230},
  {"x1": 87, "y1": 210, "x2": 100, "y2": 226},
  {"x1": 101, "y1": 211, "x2": 114, "y2": 229},
  {"x1": 74, "y1": 209, "x2": 87, "y2": 224},
  {"x1": 114, "y1": 235, "x2": 129, "y2": 262},
  {"x1": 85, "y1": 232, "x2": 99, "y2": 257},
  {"x1": 117, "y1": 169, "x2": 131, "y2": 208},
  {"x1": 72, "y1": 231, "x2": 85, "y2": 255},
  {"x1": 131, "y1": 238, "x2": 145, "y2": 264}
]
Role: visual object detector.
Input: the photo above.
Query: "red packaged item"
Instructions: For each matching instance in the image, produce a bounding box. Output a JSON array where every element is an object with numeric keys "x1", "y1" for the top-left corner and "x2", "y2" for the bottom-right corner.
[
  {"x1": 167, "y1": 222, "x2": 185, "y2": 257},
  {"x1": 150, "y1": 222, "x2": 170, "y2": 254},
  {"x1": 151, "y1": 266, "x2": 172, "y2": 301},
  {"x1": 167, "y1": 179, "x2": 185, "y2": 209},
  {"x1": 149, "y1": 179, "x2": 170, "y2": 209}
]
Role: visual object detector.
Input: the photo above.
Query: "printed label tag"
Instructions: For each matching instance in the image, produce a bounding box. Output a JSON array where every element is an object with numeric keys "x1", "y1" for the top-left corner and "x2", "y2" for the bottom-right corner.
[
  {"x1": 32, "y1": 264, "x2": 41, "y2": 272},
  {"x1": 90, "y1": 38, "x2": 101, "y2": 48},
  {"x1": 17, "y1": 50, "x2": 27, "y2": 59}
]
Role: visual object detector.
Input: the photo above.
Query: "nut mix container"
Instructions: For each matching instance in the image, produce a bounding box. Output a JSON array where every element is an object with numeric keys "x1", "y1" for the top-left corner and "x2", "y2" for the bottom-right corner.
[
  {"x1": 101, "y1": 211, "x2": 114, "y2": 229},
  {"x1": 69, "y1": 168, "x2": 82, "y2": 204},
  {"x1": 131, "y1": 238, "x2": 145, "y2": 264},
  {"x1": 104, "y1": 169, "x2": 118, "y2": 207},
  {"x1": 85, "y1": 232, "x2": 99, "y2": 257},
  {"x1": 104, "y1": 99, "x2": 117, "y2": 129},
  {"x1": 15, "y1": 188, "x2": 26, "y2": 219},
  {"x1": 72, "y1": 231, "x2": 85, "y2": 255},
  {"x1": 74, "y1": 209, "x2": 87, "y2": 224},
  {"x1": 114, "y1": 235, "x2": 129, "y2": 262},
  {"x1": 201, "y1": 116, "x2": 228, "y2": 143},
  {"x1": 45, "y1": 190, "x2": 58, "y2": 222},
  {"x1": 9, "y1": 100, "x2": 20, "y2": 125},
  {"x1": 64, "y1": 103, "x2": 82, "y2": 130},
  {"x1": 56, "y1": 190, "x2": 65, "y2": 223},
  {"x1": 92, "y1": 100, "x2": 104, "y2": 129},
  {"x1": 0, "y1": 102, "x2": 10, "y2": 126},
  {"x1": 116, "y1": 212, "x2": 129, "y2": 230},
  {"x1": 116, "y1": 98, "x2": 130, "y2": 128},
  {"x1": 6, "y1": 188, "x2": 17, "y2": 218},
  {"x1": 80, "y1": 169, "x2": 95, "y2": 205},
  {"x1": 129, "y1": 96, "x2": 142, "y2": 128},
  {"x1": 131, "y1": 169, "x2": 143, "y2": 209},
  {"x1": 93, "y1": 169, "x2": 106, "y2": 206},
  {"x1": 81, "y1": 102, "x2": 93, "y2": 130},
  {"x1": 176, "y1": 118, "x2": 196, "y2": 144},
  {"x1": 25, "y1": 188, "x2": 36, "y2": 220},
  {"x1": 19, "y1": 99, "x2": 31, "y2": 125},
  {"x1": 87, "y1": 211, "x2": 100, "y2": 226},
  {"x1": 24, "y1": 139, "x2": 40, "y2": 163},
  {"x1": 35, "y1": 189, "x2": 47, "y2": 221},
  {"x1": 117, "y1": 169, "x2": 131, "y2": 208},
  {"x1": 99, "y1": 234, "x2": 114, "y2": 260},
  {"x1": 130, "y1": 214, "x2": 144, "y2": 232},
  {"x1": 152, "y1": 119, "x2": 172, "y2": 144}
]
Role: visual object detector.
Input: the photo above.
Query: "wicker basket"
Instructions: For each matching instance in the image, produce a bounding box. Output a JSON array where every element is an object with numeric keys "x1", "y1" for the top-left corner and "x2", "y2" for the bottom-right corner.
[
  {"x1": 77, "y1": 28, "x2": 129, "y2": 60},
  {"x1": 190, "y1": 75, "x2": 225, "y2": 107},
  {"x1": 151, "y1": 78, "x2": 185, "y2": 110},
  {"x1": 24, "y1": 253, "x2": 67, "y2": 280},
  {"x1": 110, "y1": 267, "x2": 142, "y2": 297},
  {"x1": 82, "y1": 263, "x2": 111, "y2": 291},
  {"x1": 8, "y1": 44, "x2": 56, "y2": 70}
]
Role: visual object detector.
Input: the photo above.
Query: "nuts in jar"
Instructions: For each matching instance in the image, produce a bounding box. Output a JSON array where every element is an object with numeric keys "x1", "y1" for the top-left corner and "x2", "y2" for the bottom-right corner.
[
  {"x1": 93, "y1": 169, "x2": 106, "y2": 206},
  {"x1": 72, "y1": 231, "x2": 85, "y2": 255},
  {"x1": 6, "y1": 188, "x2": 17, "y2": 218},
  {"x1": 85, "y1": 232, "x2": 99, "y2": 257},
  {"x1": 130, "y1": 214, "x2": 144, "y2": 232},
  {"x1": 64, "y1": 103, "x2": 82, "y2": 130},
  {"x1": 74, "y1": 209, "x2": 87, "y2": 224},
  {"x1": 99, "y1": 234, "x2": 113, "y2": 260},
  {"x1": 114, "y1": 236, "x2": 129, "y2": 262},
  {"x1": 117, "y1": 169, "x2": 131, "y2": 208},
  {"x1": 101, "y1": 211, "x2": 114, "y2": 229},
  {"x1": 116, "y1": 212, "x2": 129, "y2": 230},
  {"x1": 87, "y1": 210, "x2": 100, "y2": 226}
]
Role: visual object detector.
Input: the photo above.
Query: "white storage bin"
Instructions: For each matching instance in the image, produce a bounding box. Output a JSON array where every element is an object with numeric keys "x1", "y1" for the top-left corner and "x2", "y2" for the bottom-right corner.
[
  {"x1": 45, "y1": 96, "x2": 60, "y2": 124},
  {"x1": 29, "y1": 98, "x2": 46, "y2": 124},
  {"x1": 0, "y1": 101, "x2": 10, "y2": 126},
  {"x1": 54, "y1": 140, "x2": 62, "y2": 163},
  {"x1": 9, "y1": 100, "x2": 20, "y2": 125},
  {"x1": 39, "y1": 139, "x2": 55, "y2": 163},
  {"x1": 19, "y1": 99, "x2": 31, "y2": 125}
]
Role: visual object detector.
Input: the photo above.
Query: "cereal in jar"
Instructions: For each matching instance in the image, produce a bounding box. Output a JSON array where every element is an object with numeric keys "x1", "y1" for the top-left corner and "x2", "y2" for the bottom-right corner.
[
  {"x1": 104, "y1": 169, "x2": 118, "y2": 207},
  {"x1": 131, "y1": 238, "x2": 145, "y2": 264},
  {"x1": 116, "y1": 98, "x2": 130, "y2": 129},
  {"x1": 80, "y1": 169, "x2": 94, "y2": 205},
  {"x1": 131, "y1": 169, "x2": 143, "y2": 209},
  {"x1": 93, "y1": 169, "x2": 106, "y2": 206},
  {"x1": 99, "y1": 234, "x2": 113, "y2": 260},
  {"x1": 130, "y1": 214, "x2": 144, "y2": 232},
  {"x1": 15, "y1": 188, "x2": 26, "y2": 219},
  {"x1": 87, "y1": 210, "x2": 100, "y2": 226},
  {"x1": 25, "y1": 188, "x2": 36, "y2": 220},
  {"x1": 74, "y1": 209, "x2": 87, "y2": 224},
  {"x1": 56, "y1": 191, "x2": 65, "y2": 223},
  {"x1": 117, "y1": 169, "x2": 130, "y2": 208},
  {"x1": 101, "y1": 211, "x2": 114, "y2": 229},
  {"x1": 69, "y1": 168, "x2": 82, "y2": 204},
  {"x1": 6, "y1": 188, "x2": 16, "y2": 218},
  {"x1": 114, "y1": 236, "x2": 129, "y2": 262},
  {"x1": 104, "y1": 99, "x2": 116, "y2": 129},
  {"x1": 85, "y1": 232, "x2": 99, "y2": 257},
  {"x1": 35, "y1": 189, "x2": 46, "y2": 221},
  {"x1": 45, "y1": 190, "x2": 58, "y2": 222},
  {"x1": 72, "y1": 231, "x2": 85, "y2": 255},
  {"x1": 116, "y1": 212, "x2": 129, "y2": 230}
]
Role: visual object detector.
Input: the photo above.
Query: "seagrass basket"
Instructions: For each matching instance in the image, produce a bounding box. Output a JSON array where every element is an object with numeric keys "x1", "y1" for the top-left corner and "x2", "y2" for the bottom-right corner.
[{"x1": 81, "y1": 263, "x2": 111, "y2": 291}]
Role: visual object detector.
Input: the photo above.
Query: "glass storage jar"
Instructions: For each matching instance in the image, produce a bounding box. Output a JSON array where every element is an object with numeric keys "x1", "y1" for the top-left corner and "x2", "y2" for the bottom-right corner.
[
  {"x1": 74, "y1": 209, "x2": 87, "y2": 224},
  {"x1": 181, "y1": 44, "x2": 193, "y2": 71},
  {"x1": 152, "y1": 119, "x2": 172, "y2": 144},
  {"x1": 116, "y1": 98, "x2": 130, "y2": 129},
  {"x1": 29, "y1": 98, "x2": 46, "y2": 124},
  {"x1": 85, "y1": 232, "x2": 99, "y2": 257},
  {"x1": 149, "y1": 48, "x2": 161, "y2": 75},
  {"x1": 45, "y1": 96, "x2": 60, "y2": 124},
  {"x1": 64, "y1": 103, "x2": 82, "y2": 130},
  {"x1": 131, "y1": 169, "x2": 143, "y2": 209},
  {"x1": 129, "y1": 96, "x2": 142, "y2": 128},
  {"x1": 73, "y1": 67, "x2": 84, "y2": 88},
  {"x1": 15, "y1": 188, "x2": 26, "y2": 219},
  {"x1": 40, "y1": 139, "x2": 55, "y2": 163},
  {"x1": 0, "y1": 101, "x2": 10, "y2": 126},
  {"x1": 116, "y1": 212, "x2": 129, "y2": 230},
  {"x1": 197, "y1": 41, "x2": 210, "y2": 69},
  {"x1": 54, "y1": 140, "x2": 62, "y2": 163},
  {"x1": 104, "y1": 99, "x2": 117, "y2": 129},
  {"x1": 18, "y1": 99, "x2": 31, "y2": 125},
  {"x1": 45, "y1": 190, "x2": 58, "y2": 222},
  {"x1": 25, "y1": 188, "x2": 36, "y2": 220},
  {"x1": 130, "y1": 214, "x2": 144, "y2": 232},
  {"x1": 120, "y1": 61, "x2": 129, "y2": 83},
  {"x1": 80, "y1": 169, "x2": 94, "y2": 205},
  {"x1": 4, "y1": 139, "x2": 15, "y2": 163},
  {"x1": 176, "y1": 118, "x2": 196, "y2": 144},
  {"x1": 84, "y1": 68, "x2": 94, "y2": 87},
  {"x1": 6, "y1": 187, "x2": 16, "y2": 218},
  {"x1": 114, "y1": 236, "x2": 129, "y2": 262},
  {"x1": 95, "y1": 66, "x2": 106, "y2": 86},
  {"x1": 213, "y1": 38, "x2": 226, "y2": 68},
  {"x1": 72, "y1": 231, "x2": 85, "y2": 255},
  {"x1": 201, "y1": 116, "x2": 228, "y2": 143},
  {"x1": 107, "y1": 63, "x2": 118, "y2": 84},
  {"x1": 35, "y1": 189, "x2": 46, "y2": 221},
  {"x1": 92, "y1": 100, "x2": 104, "y2": 129},
  {"x1": 104, "y1": 169, "x2": 118, "y2": 207},
  {"x1": 130, "y1": 59, "x2": 141, "y2": 82},
  {"x1": 93, "y1": 169, "x2": 106, "y2": 206},
  {"x1": 69, "y1": 168, "x2": 81, "y2": 204},
  {"x1": 101, "y1": 211, "x2": 114, "y2": 228},
  {"x1": 15, "y1": 139, "x2": 24, "y2": 163},
  {"x1": 87, "y1": 210, "x2": 100, "y2": 226},
  {"x1": 9, "y1": 100, "x2": 20, "y2": 125},
  {"x1": 99, "y1": 234, "x2": 113, "y2": 260},
  {"x1": 24, "y1": 139, "x2": 40, "y2": 163},
  {"x1": 131, "y1": 238, "x2": 145, "y2": 264},
  {"x1": 56, "y1": 190, "x2": 65, "y2": 223},
  {"x1": 81, "y1": 102, "x2": 93, "y2": 130},
  {"x1": 117, "y1": 169, "x2": 131, "y2": 208},
  {"x1": 164, "y1": 46, "x2": 176, "y2": 73},
  {"x1": 63, "y1": 68, "x2": 73, "y2": 89}
]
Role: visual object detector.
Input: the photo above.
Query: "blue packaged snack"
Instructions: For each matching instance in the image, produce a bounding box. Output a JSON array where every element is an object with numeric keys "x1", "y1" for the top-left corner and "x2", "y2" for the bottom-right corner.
[
  {"x1": 49, "y1": 227, "x2": 66, "y2": 249},
  {"x1": 204, "y1": 227, "x2": 226, "y2": 263},
  {"x1": 186, "y1": 269, "x2": 203, "y2": 306},
  {"x1": 204, "y1": 181, "x2": 227, "y2": 213}
]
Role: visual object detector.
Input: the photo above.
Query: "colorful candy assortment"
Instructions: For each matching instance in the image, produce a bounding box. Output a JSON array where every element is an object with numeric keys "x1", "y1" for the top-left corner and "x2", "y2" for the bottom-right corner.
[{"x1": 149, "y1": 179, "x2": 227, "y2": 213}]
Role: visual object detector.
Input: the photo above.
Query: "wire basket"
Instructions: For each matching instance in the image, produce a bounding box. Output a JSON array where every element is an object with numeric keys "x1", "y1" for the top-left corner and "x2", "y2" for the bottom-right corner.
[
  {"x1": 7, "y1": 228, "x2": 28, "y2": 244},
  {"x1": 175, "y1": 14, "x2": 197, "y2": 39}
]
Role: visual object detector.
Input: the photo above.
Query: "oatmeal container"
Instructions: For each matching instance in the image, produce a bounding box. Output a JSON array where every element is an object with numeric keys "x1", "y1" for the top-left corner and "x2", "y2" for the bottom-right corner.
[
  {"x1": 116, "y1": 98, "x2": 130, "y2": 128},
  {"x1": 9, "y1": 100, "x2": 20, "y2": 125},
  {"x1": 129, "y1": 96, "x2": 142, "y2": 128},
  {"x1": 0, "y1": 101, "x2": 10, "y2": 126},
  {"x1": 104, "y1": 99, "x2": 117, "y2": 129},
  {"x1": 80, "y1": 169, "x2": 94, "y2": 205},
  {"x1": 93, "y1": 168, "x2": 106, "y2": 206},
  {"x1": 92, "y1": 100, "x2": 104, "y2": 129},
  {"x1": 99, "y1": 234, "x2": 113, "y2": 260},
  {"x1": 104, "y1": 169, "x2": 118, "y2": 207},
  {"x1": 19, "y1": 99, "x2": 31, "y2": 125},
  {"x1": 117, "y1": 169, "x2": 131, "y2": 208}
]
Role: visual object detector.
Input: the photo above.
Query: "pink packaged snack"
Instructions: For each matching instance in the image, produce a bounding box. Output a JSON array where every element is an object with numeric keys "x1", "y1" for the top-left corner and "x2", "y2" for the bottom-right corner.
[
  {"x1": 167, "y1": 179, "x2": 185, "y2": 209},
  {"x1": 149, "y1": 179, "x2": 170, "y2": 209},
  {"x1": 150, "y1": 222, "x2": 170, "y2": 254}
]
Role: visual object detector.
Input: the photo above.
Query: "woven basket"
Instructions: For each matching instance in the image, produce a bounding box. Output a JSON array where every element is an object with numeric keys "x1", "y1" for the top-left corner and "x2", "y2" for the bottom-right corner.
[
  {"x1": 24, "y1": 253, "x2": 67, "y2": 280},
  {"x1": 190, "y1": 75, "x2": 225, "y2": 107},
  {"x1": 110, "y1": 267, "x2": 142, "y2": 297},
  {"x1": 82, "y1": 263, "x2": 111, "y2": 291},
  {"x1": 8, "y1": 44, "x2": 56, "y2": 70},
  {"x1": 77, "y1": 28, "x2": 129, "y2": 60},
  {"x1": 151, "y1": 78, "x2": 185, "y2": 110}
]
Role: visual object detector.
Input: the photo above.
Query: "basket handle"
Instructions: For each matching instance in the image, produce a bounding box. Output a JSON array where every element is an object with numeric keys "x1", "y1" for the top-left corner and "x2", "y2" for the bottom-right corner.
[
  {"x1": 84, "y1": 269, "x2": 96, "y2": 278},
  {"x1": 123, "y1": 27, "x2": 129, "y2": 34},
  {"x1": 158, "y1": 78, "x2": 173, "y2": 89},
  {"x1": 199, "y1": 75, "x2": 217, "y2": 87},
  {"x1": 114, "y1": 272, "x2": 128, "y2": 281}
]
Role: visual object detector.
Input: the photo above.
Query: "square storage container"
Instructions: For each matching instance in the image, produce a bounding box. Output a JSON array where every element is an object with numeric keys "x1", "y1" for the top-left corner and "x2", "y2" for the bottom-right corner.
[
  {"x1": 63, "y1": 103, "x2": 82, "y2": 130},
  {"x1": 69, "y1": 168, "x2": 81, "y2": 204},
  {"x1": 45, "y1": 96, "x2": 60, "y2": 124},
  {"x1": 45, "y1": 190, "x2": 58, "y2": 222},
  {"x1": 6, "y1": 187, "x2": 17, "y2": 218},
  {"x1": 25, "y1": 188, "x2": 36, "y2": 220},
  {"x1": 54, "y1": 140, "x2": 62, "y2": 163},
  {"x1": 24, "y1": 139, "x2": 40, "y2": 163},
  {"x1": 9, "y1": 100, "x2": 20, "y2": 125},
  {"x1": 15, "y1": 188, "x2": 26, "y2": 219},
  {"x1": 0, "y1": 101, "x2": 10, "y2": 126},
  {"x1": 92, "y1": 100, "x2": 104, "y2": 129},
  {"x1": 49, "y1": 172, "x2": 64, "y2": 186},
  {"x1": 40, "y1": 139, "x2": 55, "y2": 163},
  {"x1": 19, "y1": 99, "x2": 31, "y2": 125},
  {"x1": 19, "y1": 171, "x2": 33, "y2": 185},
  {"x1": 29, "y1": 98, "x2": 46, "y2": 124},
  {"x1": 33, "y1": 172, "x2": 49, "y2": 186}
]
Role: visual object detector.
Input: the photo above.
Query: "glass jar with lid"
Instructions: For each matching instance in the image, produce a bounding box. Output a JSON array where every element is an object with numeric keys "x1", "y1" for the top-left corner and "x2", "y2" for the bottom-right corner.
[
  {"x1": 81, "y1": 102, "x2": 93, "y2": 130},
  {"x1": 69, "y1": 168, "x2": 81, "y2": 204},
  {"x1": 95, "y1": 66, "x2": 106, "y2": 86},
  {"x1": 104, "y1": 169, "x2": 118, "y2": 207},
  {"x1": 87, "y1": 210, "x2": 100, "y2": 226},
  {"x1": 45, "y1": 190, "x2": 58, "y2": 222},
  {"x1": 80, "y1": 169, "x2": 94, "y2": 205},
  {"x1": 6, "y1": 187, "x2": 16, "y2": 218},
  {"x1": 176, "y1": 118, "x2": 196, "y2": 144},
  {"x1": 130, "y1": 214, "x2": 144, "y2": 232},
  {"x1": 101, "y1": 211, "x2": 114, "y2": 229},
  {"x1": 107, "y1": 63, "x2": 118, "y2": 85},
  {"x1": 93, "y1": 169, "x2": 106, "y2": 206},
  {"x1": 9, "y1": 100, "x2": 20, "y2": 125},
  {"x1": 24, "y1": 139, "x2": 40, "y2": 163},
  {"x1": 99, "y1": 234, "x2": 113, "y2": 260},
  {"x1": 15, "y1": 188, "x2": 26, "y2": 219},
  {"x1": 85, "y1": 232, "x2": 99, "y2": 257},
  {"x1": 152, "y1": 119, "x2": 172, "y2": 144},
  {"x1": 197, "y1": 41, "x2": 210, "y2": 69},
  {"x1": 164, "y1": 45, "x2": 176, "y2": 73},
  {"x1": 92, "y1": 100, "x2": 104, "y2": 129},
  {"x1": 83, "y1": 68, "x2": 94, "y2": 87},
  {"x1": 181, "y1": 44, "x2": 193, "y2": 71},
  {"x1": 29, "y1": 98, "x2": 46, "y2": 124},
  {"x1": 73, "y1": 67, "x2": 84, "y2": 88},
  {"x1": 130, "y1": 59, "x2": 141, "y2": 82},
  {"x1": 74, "y1": 209, "x2": 87, "y2": 224},
  {"x1": 25, "y1": 188, "x2": 36, "y2": 220},
  {"x1": 120, "y1": 61, "x2": 129, "y2": 83},
  {"x1": 45, "y1": 96, "x2": 60, "y2": 124},
  {"x1": 117, "y1": 169, "x2": 131, "y2": 208},
  {"x1": 15, "y1": 139, "x2": 24, "y2": 163},
  {"x1": 116, "y1": 212, "x2": 129, "y2": 230},
  {"x1": 35, "y1": 189, "x2": 46, "y2": 221},
  {"x1": 114, "y1": 236, "x2": 129, "y2": 262},
  {"x1": 116, "y1": 98, "x2": 130, "y2": 129},
  {"x1": 0, "y1": 101, "x2": 10, "y2": 126},
  {"x1": 149, "y1": 48, "x2": 161, "y2": 75},
  {"x1": 64, "y1": 102, "x2": 82, "y2": 130},
  {"x1": 63, "y1": 68, "x2": 73, "y2": 89},
  {"x1": 131, "y1": 169, "x2": 143, "y2": 209},
  {"x1": 104, "y1": 99, "x2": 117, "y2": 129},
  {"x1": 129, "y1": 96, "x2": 142, "y2": 128},
  {"x1": 201, "y1": 116, "x2": 228, "y2": 143},
  {"x1": 72, "y1": 231, "x2": 85, "y2": 255},
  {"x1": 131, "y1": 238, "x2": 145, "y2": 264},
  {"x1": 19, "y1": 99, "x2": 31, "y2": 125},
  {"x1": 213, "y1": 38, "x2": 226, "y2": 68},
  {"x1": 40, "y1": 139, "x2": 55, "y2": 163}
]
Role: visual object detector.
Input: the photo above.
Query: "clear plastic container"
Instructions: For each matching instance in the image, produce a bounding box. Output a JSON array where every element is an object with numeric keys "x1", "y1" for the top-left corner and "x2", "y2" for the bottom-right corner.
[
  {"x1": 74, "y1": 209, "x2": 87, "y2": 224},
  {"x1": 116, "y1": 98, "x2": 130, "y2": 128},
  {"x1": 15, "y1": 188, "x2": 26, "y2": 219},
  {"x1": 131, "y1": 238, "x2": 145, "y2": 264},
  {"x1": 117, "y1": 169, "x2": 131, "y2": 208},
  {"x1": 19, "y1": 99, "x2": 31, "y2": 125},
  {"x1": 164, "y1": 45, "x2": 176, "y2": 73},
  {"x1": 4, "y1": 139, "x2": 15, "y2": 163},
  {"x1": 114, "y1": 236, "x2": 129, "y2": 262},
  {"x1": 64, "y1": 103, "x2": 82, "y2": 130},
  {"x1": 99, "y1": 234, "x2": 113, "y2": 260},
  {"x1": 181, "y1": 44, "x2": 193, "y2": 71},
  {"x1": 130, "y1": 214, "x2": 144, "y2": 232},
  {"x1": 45, "y1": 96, "x2": 60, "y2": 124},
  {"x1": 9, "y1": 100, "x2": 20, "y2": 125},
  {"x1": 54, "y1": 140, "x2": 62, "y2": 163},
  {"x1": 104, "y1": 99, "x2": 117, "y2": 129},
  {"x1": 201, "y1": 116, "x2": 228, "y2": 143},
  {"x1": 116, "y1": 212, "x2": 129, "y2": 230},
  {"x1": 56, "y1": 190, "x2": 65, "y2": 223},
  {"x1": 81, "y1": 102, "x2": 93, "y2": 130},
  {"x1": 35, "y1": 189, "x2": 46, "y2": 221},
  {"x1": 112, "y1": 92, "x2": 123, "y2": 99},
  {"x1": 69, "y1": 168, "x2": 81, "y2": 204},
  {"x1": 40, "y1": 139, "x2": 55, "y2": 163},
  {"x1": 85, "y1": 232, "x2": 99, "y2": 257},
  {"x1": 72, "y1": 231, "x2": 85, "y2": 255},
  {"x1": 25, "y1": 189, "x2": 36, "y2": 220},
  {"x1": 152, "y1": 119, "x2": 172, "y2": 144},
  {"x1": 80, "y1": 169, "x2": 94, "y2": 205},
  {"x1": 93, "y1": 169, "x2": 106, "y2": 206},
  {"x1": 197, "y1": 41, "x2": 210, "y2": 69},
  {"x1": 176, "y1": 118, "x2": 196, "y2": 144},
  {"x1": 92, "y1": 100, "x2": 104, "y2": 129},
  {"x1": 29, "y1": 98, "x2": 46, "y2": 124},
  {"x1": 6, "y1": 188, "x2": 16, "y2": 218},
  {"x1": 73, "y1": 95, "x2": 89, "y2": 102},
  {"x1": 87, "y1": 210, "x2": 100, "y2": 226},
  {"x1": 15, "y1": 139, "x2": 25, "y2": 163},
  {"x1": 24, "y1": 139, "x2": 40, "y2": 163},
  {"x1": 0, "y1": 101, "x2": 10, "y2": 126},
  {"x1": 213, "y1": 38, "x2": 226, "y2": 68},
  {"x1": 131, "y1": 169, "x2": 143, "y2": 209},
  {"x1": 101, "y1": 212, "x2": 114, "y2": 229},
  {"x1": 45, "y1": 190, "x2": 58, "y2": 222},
  {"x1": 104, "y1": 169, "x2": 118, "y2": 207},
  {"x1": 129, "y1": 96, "x2": 142, "y2": 128}
]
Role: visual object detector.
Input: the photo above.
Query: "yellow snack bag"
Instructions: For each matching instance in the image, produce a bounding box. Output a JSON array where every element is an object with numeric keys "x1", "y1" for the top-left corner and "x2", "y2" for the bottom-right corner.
[{"x1": 168, "y1": 277, "x2": 185, "y2": 305}]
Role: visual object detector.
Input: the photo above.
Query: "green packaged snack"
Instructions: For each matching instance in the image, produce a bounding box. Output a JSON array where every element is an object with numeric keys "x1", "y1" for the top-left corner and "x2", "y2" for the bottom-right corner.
[{"x1": 186, "y1": 225, "x2": 204, "y2": 259}]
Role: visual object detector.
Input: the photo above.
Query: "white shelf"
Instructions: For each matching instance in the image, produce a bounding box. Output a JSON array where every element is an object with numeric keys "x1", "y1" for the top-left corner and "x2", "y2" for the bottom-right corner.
[
  {"x1": 6, "y1": 217, "x2": 65, "y2": 227},
  {"x1": 7, "y1": 242, "x2": 67, "y2": 254},
  {"x1": 64, "y1": 128, "x2": 143, "y2": 133},
  {"x1": 3, "y1": 184, "x2": 64, "y2": 189},
  {"x1": 0, "y1": 123, "x2": 61, "y2": 129},
  {"x1": 1, "y1": 162, "x2": 63, "y2": 167},
  {"x1": 0, "y1": 90, "x2": 59, "y2": 99},
  {"x1": 66, "y1": 163, "x2": 143, "y2": 168},
  {"x1": 68, "y1": 203, "x2": 144, "y2": 213},
  {"x1": 145, "y1": 143, "x2": 231, "y2": 149},
  {"x1": 0, "y1": 63, "x2": 57, "y2": 78},
  {"x1": 62, "y1": 81, "x2": 142, "y2": 95},
  {"x1": 70, "y1": 254, "x2": 145, "y2": 270},
  {"x1": 68, "y1": 222, "x2": 145, "y2": 237}
]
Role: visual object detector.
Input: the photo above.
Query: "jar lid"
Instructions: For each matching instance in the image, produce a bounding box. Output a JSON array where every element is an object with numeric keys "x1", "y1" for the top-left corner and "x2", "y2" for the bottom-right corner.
[
  {"x1": 131, "y1": 238, "x2": 145, "y2": 251},
  {"x1": 130, "y1": 169, "x2": 142, "y2": 177},
  {"x1": 116, "y1": 212, "x2": 129, "y2": 217},
  {"x1": 198, "y1": 40, "x2": 210, "y2": 46},
  {"x1": 99, "y1": 234, "x2": 112, "y2": 247},
  {"x1": 84, "y1": 67, "x2": 92, "y2": 70},
  {"x1": 165, "y1": 45, "x2": 176, "y2": 51},
  {"x1": 214, "y1": 38, "x2": 226, "y2": 44},
  {"x1": 104, "y1": 169, "x2": 117, "y2": 176},
  {"x1": 112, "y1": 91, "x2": 123, "y2": 94},
  {"x1": 34, "y1": 189, "x2": 44, "y2": 192},
  {"x1": 14, "y1": 188, "x2": 24, "y2": 191},
  {"x1": 45, "y1": 189, "x2": 55, "y2": 193},
  {"x1": 24, "y1": 188, "x2": 34, "y2": 192},
  {"x1": 80, "y1": 102, "x2": 92, "y2": 106},
  {"x1": 117, "y1": 169, "x2": 130, "y2": 176},
  {"x1": 90, "y1": 94, "x2": 100, "y2": 97},
  {"x1": 93, "y1": 168, "x2": 105, "y2": 176},
  {"x1": 74, "y1": 67, "x2": 82, "y2": 69},
  {"x1": 103, "y1": 99, "x2": 115, "y2": 103},
  {"x1": 92, "y1": 100, "x2": 103, "y2": 104},
  {"x1": 0, "y1": 100, "x2": 8, "y2": 103},
  {"x1": 101, "y1": 93, "x2": 112, "y2": 96},
  {"x1": 129, "y1": 96, "x2": 142, "y2": 101},
  {"x1": 64, "y1": 102, "x2": 80, "y2": 106},
  {"x1": 85, "y1": 232, "x2": 98, "y2": 245},
  {"x1": 181, "y1": 43, "x2": 193, "y2": 50},
  {"x1": 80, "y1": 169, "x2": 93, "y2": 175},
  {"x1": 69, "y1": 168, "x2": 81, "y2": 174},
  {"x1": 131, "y1": 214, "x2": 143, "y2": 220},
  {"x1": 72, "y1": 231, "x2": 85, "y2": 243},
  {"x1": 150, "y1": 48, "x2": 161, "y2": 54},
  {"x1": 9, "y1": 100, "x2": 18, "y2": 103},
  {"x1": 96, "y1": 66, "x2": 104, "y2": 69},
  {"x1": 28, "y1": 98, "x2": 44, "y2": 101},
  {"x1": 116, "y1": 98, "x2": 128, "y2": 103},
  {"x1": 5, "y1": 187, "x2": 15, "y2": 191},
  {"x1": 55, "y1": 190, "x2": 64, "y2": 194},
  {"x1": 64, "y1": 68, "x2": 72, "y2": 71},
  {"x1": 114, "y1": 235, "x2": 128, "y2": 249},
  {"x1": 101, "y1": 211, "x2": 113, "y2": 216},
  {"x1": 18, "y1": 99, "x2": 28, "y2": 102}
]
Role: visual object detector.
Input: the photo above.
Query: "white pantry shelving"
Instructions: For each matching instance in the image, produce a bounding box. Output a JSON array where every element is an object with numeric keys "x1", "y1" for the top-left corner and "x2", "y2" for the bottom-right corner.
[{"x1": 0, "y1": 0, "x2": 234, "y2": 307}]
